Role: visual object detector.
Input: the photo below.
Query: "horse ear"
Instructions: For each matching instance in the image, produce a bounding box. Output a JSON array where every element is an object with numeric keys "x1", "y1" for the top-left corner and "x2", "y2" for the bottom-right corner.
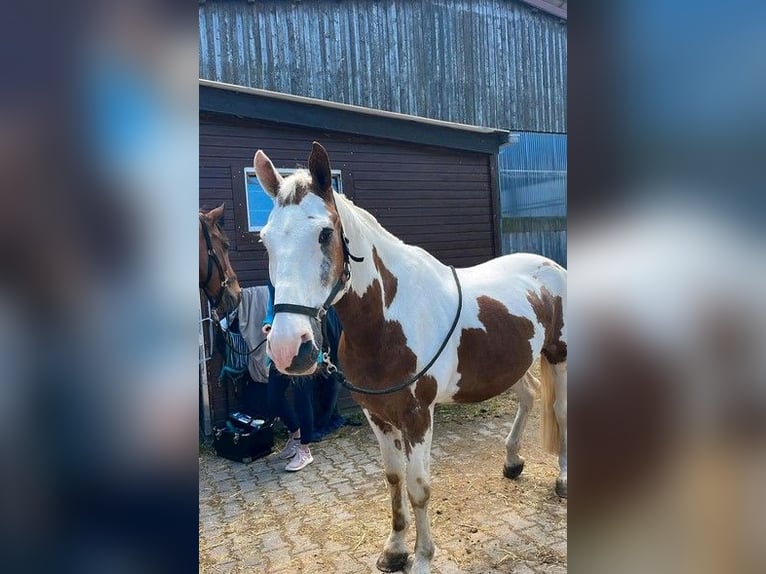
[
  {"x1": 208, "y1": 203, "x2": 225, "y2": 223},
  {"x1": 254, "y1": 150, "x2": 282, "y2": 198},
  {"x1": 308, "y1": 142, "x2": 333, "y2": 200}
]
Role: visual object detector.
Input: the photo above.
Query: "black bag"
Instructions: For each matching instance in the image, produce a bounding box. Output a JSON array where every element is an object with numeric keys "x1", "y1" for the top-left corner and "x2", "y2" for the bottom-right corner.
[{"x1": 213, "y1": 412, "x2": 274, "y2": 463}]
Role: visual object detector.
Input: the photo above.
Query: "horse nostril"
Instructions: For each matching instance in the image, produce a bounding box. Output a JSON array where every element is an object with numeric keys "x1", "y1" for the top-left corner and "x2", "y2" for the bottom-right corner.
[{"x1": 300, "y1": 332, "x2": 313, "y2": 344}]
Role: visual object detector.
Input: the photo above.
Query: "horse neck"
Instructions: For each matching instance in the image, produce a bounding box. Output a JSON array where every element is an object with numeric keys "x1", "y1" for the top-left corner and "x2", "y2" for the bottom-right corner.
[{"x1": 333, "y1": 193, "x2": 452, "y2": 340}]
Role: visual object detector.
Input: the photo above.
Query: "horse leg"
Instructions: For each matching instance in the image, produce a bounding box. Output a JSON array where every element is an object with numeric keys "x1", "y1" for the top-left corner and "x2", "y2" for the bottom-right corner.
[
  {"x1": 503, "y1": 371, "x2": 537, "y2": 479},
  {"x1": 364, "y1": 410, "x2": 410, "y2": 573},
  {"x1": 552, "y1": 361, "x2": 568, "y2": 498},
  {"x1": 405, "y1": 420, "x2": 436, "y2": 574}
]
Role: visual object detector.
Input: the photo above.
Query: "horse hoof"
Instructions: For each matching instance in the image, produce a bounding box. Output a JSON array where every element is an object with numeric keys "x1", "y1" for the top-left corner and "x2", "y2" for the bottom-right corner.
[
  {"x1": 555, "y1": 477, "x2": 567, "y2": 498},
  {"x1": 376, "y1": 551, "x2": 409, "y2": 572},
  {"x1": 503, "y1": 460, "x2": 525, "y2": 479}
]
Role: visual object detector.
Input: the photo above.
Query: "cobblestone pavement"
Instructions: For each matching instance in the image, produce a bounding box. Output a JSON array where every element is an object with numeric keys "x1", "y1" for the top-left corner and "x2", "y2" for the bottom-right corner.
[{"x1": 200, "y1": 396, "x2": 567, "y2": 573}]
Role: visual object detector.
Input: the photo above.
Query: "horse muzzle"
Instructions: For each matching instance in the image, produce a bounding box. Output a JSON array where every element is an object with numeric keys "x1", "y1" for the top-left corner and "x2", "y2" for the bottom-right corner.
[
  {"x1": 268, "y1": 337, "x2": 319, "y2": 375},
  {"x1": 218, "y1": 283, "x2": 242, "y2": 315},
  {"x1": 267, "y1": 317, "x2": 323, "y2": 375}
]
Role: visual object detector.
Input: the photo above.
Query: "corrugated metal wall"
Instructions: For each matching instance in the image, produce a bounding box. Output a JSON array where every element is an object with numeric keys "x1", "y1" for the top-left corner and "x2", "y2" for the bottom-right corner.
[
  {"x1": 199, "y1": 0, "x2": 567, "y2": 133},
  {"x1": 499, "y1": 132, "x2": 566, "y2": 265}
]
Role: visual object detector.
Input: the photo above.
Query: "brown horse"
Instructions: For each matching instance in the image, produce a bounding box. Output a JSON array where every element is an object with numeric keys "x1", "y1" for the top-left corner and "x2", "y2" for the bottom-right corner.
[{"x1": 199, "y1": 204, "x2": 241, "y2": 316}]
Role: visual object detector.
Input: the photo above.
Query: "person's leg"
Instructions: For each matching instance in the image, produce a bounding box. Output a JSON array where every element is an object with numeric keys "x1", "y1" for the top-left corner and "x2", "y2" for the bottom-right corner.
[
  {"x1": 267, "y1": 365, "x2": 301, "y2": 458},
  {"x1": 312, "y1": 372, "x2": 336, "y2": 431},
  {"x1": 291, "y1": 377, "x2": 315, "y2": 445},
  {"x1": 285, "y1": 377, "x2": 315, "y2": 471}
]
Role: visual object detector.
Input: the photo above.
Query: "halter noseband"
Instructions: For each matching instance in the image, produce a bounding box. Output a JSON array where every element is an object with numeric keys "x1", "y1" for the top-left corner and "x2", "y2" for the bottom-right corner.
[{"x1": 199, "y1": 214, "x2": 233, "y2": 308}]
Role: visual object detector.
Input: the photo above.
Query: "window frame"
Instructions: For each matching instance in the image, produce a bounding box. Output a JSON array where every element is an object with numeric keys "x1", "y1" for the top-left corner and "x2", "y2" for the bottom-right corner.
[{"x1": 242, "y1": 167, "x2": 344, "y2": 232}]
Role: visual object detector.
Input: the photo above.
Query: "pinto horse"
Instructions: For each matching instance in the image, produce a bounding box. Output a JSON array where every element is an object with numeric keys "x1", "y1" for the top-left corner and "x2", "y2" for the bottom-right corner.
[
  {"x1": 199, "y1": 204, "x2": 242, "y2": 316},
  {"x1": 255, "y1": 143, "x2": 567, "y2": 574}
]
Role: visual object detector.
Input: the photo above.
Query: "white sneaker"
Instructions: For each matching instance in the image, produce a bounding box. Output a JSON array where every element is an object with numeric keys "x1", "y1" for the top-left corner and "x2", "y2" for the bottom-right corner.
[
  {"x1": 278, "y1": 435, "x2": 300, "y2": 459},
  {"x1": 285, "y1": 445, "x2": 313, "y2": 472}
]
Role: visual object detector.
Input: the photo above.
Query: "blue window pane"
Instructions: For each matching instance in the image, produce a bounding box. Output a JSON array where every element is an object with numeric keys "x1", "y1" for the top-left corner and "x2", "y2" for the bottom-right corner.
[
  {"x1": 245, "y1": 174, "x2": 275, "y2": 231},
  {"x1": 244, "y1": 169, "x2": 343, "y2": 232}
]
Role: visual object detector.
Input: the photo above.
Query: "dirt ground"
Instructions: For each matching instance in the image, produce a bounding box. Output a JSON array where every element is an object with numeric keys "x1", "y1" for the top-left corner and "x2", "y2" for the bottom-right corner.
[{"x1": 199, "y1": 388, "x2": 567, "y2": 573}]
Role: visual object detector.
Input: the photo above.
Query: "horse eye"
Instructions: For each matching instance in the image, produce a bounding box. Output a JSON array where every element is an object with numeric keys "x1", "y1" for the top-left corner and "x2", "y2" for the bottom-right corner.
[{"x1": 318, "y1": 227, "x2": 333, "y2": 244}]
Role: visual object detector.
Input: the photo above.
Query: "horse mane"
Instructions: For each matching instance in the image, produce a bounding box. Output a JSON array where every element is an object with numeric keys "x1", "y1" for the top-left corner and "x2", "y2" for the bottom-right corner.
[
  {"x1": 278, "y1": 169, "x2": 312, "y2": 204},
  {"x1": 334, "y1": 192, "x2": 404, "y2": 247}
]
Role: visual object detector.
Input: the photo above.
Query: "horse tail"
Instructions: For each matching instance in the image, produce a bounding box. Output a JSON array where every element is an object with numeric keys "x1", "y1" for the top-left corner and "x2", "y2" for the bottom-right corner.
[{"x1": 540, "y1": 354, "x2": 561, "y2": 454}]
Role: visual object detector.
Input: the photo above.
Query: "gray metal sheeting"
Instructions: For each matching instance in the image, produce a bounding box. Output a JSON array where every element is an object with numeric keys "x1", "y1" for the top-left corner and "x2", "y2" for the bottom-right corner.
[
  {"x1": 499, "y1": 132, "x2": 567, "y2": 265},
  {"x1": 500, "y1": 132, "x2": 566, "y2": 216},
  {"x1": 199, "y1": 0, "x2": 567, "y2": 132}
]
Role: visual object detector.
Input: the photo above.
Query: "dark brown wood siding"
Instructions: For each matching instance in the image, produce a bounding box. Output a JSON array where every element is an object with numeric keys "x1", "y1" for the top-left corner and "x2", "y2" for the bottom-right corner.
[{"x1": 200, "y1": 112, "x2": 497, "y2": 287}]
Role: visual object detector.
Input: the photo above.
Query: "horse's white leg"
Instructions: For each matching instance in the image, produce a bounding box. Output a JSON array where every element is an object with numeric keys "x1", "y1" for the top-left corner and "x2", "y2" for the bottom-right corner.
[
  {"x1": 364, "y1": 410, "x2": 410, "y2": 573},
  {"x1": 552, "y1": 361, "x2": 567, "y2": 498},
  {"x1": 504, "y1": 371, "x2": 537, "y2": 479},
  {"x1": 406, "y1": 418, "x2": 435, "y2": 574}
]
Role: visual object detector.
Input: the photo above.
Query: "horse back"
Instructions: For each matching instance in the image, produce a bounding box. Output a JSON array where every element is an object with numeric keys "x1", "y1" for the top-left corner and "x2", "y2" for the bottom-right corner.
[{"x1": 441, "y1": 253, "x2": 566, "y2": 404}]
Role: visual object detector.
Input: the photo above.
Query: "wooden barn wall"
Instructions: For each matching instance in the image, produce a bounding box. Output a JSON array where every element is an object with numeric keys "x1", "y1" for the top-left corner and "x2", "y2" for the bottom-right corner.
[
  {"x1": 200, "y1": 113, "x2": 497, "y2": 288},
  {"x1": 199, "y1": 0, "x2": 567, "y2": 133}
]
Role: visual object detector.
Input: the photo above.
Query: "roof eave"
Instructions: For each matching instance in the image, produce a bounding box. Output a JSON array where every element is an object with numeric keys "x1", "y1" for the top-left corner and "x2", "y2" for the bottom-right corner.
[{"x1": 199, "y1": 80, "x2": 509, "y2": 155}]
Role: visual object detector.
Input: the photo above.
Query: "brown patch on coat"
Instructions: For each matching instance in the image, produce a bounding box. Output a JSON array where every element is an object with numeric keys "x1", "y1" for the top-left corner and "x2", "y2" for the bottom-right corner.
[
  {"x1": 372, "y1": 246, "x2": 398, "y2": 308},
  {"x1": 319, "y1": 210, "x2": 344, "y2": 287},
  {"x1": 334, "y1": 280, "x2": 436, "y2": 455},
  {"x1": 452, "y1": 296, "x2": 535, "y2": 403},
  {"x1": 527, "y1": 286, "x2": 567, "y2": 364},
  {"x1": 408, "y1": 483, "x2": 431, "y2": 509},
  {"x1": 369, "y1": 413, "x2": 393, "y2": 434},
  {"x1": 386, "y1": 474, "x2": 407, "y2": 532}
]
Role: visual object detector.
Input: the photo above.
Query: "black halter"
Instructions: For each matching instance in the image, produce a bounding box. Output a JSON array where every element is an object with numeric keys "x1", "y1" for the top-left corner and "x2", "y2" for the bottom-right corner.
[
  {"x1": 199, "y1": 215, "x2": 232, "y2": 309},
  {"x1": 272, "y1": 222, "x2": 463, "y2": 397}
]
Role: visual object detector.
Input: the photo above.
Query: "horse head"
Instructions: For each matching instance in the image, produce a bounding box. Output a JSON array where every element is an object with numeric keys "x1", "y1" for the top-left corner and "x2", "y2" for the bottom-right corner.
[
  {"x1": 199, "y1": 203, "x2": 241, "y2": 316},
  {"x1": 255, "y1": 142, "x2": 349, "y2": 375}
]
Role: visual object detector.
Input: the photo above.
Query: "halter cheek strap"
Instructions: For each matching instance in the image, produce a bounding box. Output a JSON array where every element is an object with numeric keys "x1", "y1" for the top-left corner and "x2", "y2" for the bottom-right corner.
[{"x1": 200, "y1": 215, "x2": 232, "y2": 308}]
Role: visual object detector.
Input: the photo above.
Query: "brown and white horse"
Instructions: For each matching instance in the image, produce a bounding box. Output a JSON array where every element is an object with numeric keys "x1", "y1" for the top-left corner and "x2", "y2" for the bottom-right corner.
[
  {"x1": 199, "y1": 204, "x2": 241, "y2": 316},
  {"x1": 255, "y1": 143, "x2": 567, "y2": 574}
]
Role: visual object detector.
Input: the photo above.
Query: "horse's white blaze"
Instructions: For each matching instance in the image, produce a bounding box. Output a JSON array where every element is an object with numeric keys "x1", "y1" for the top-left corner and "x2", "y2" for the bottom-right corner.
[{"x1": 261, "y1": 192, "x2": 338, "y2": 373}]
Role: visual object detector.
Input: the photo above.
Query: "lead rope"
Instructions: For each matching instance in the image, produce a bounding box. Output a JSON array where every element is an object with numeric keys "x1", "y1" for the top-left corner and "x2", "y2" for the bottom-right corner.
[{"x1": 323, "y1": 265, "x2": 462, "y2": 396}]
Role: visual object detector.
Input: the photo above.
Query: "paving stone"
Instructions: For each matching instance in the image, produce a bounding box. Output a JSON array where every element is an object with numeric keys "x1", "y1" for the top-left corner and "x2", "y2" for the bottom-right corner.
[{"x1": 200, "y1": 398, "x2": 567, "y2": 573}]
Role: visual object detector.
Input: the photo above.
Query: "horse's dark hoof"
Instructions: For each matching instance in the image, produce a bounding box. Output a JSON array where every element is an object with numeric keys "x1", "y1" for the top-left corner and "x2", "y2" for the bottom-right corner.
[
  {"x1": 376, "y1": 551, "x2": 409, "y2": 573},
  {"x1": 503, "y1": 460, "x2": 525, "y2": 479},
  {"x1": 555, "y1": 477, "x2": 567, "y2": 498}
]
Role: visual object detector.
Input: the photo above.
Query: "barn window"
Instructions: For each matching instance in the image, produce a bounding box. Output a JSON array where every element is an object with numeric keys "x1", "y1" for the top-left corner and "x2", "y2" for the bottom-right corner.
[{"x1": 243, "y1": 167, "x2": 343, "y2": 232}]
